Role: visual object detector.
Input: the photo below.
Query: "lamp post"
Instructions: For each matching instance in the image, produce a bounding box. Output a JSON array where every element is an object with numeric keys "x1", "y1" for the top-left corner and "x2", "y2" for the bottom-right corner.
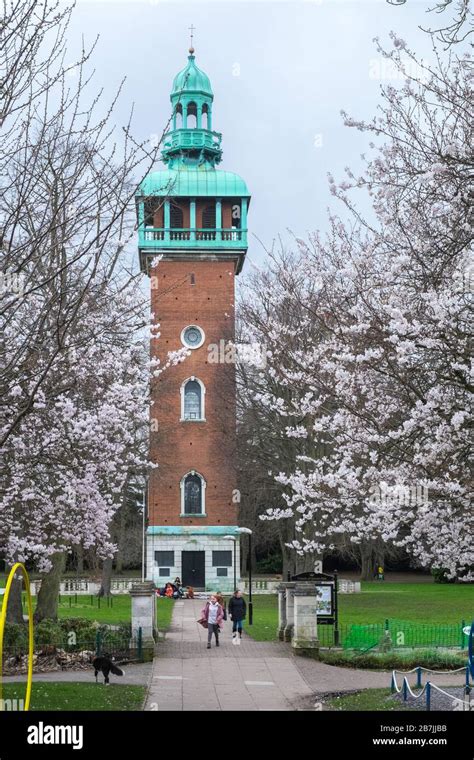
[
  {"x1": 223, "y1": 535, "x2": 237, "y2": 590},
  {"x1": 141, "y1": 480, "x2": 148, "y2": 583},
  {"x1": 236, "y1": 527, "x2": 253, "y2": 625}
]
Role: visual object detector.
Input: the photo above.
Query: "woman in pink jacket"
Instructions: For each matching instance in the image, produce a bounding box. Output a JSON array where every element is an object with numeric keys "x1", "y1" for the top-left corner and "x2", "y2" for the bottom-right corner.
[{"x1": 201, "y1": 594, "x2": 224, "y2": 649}]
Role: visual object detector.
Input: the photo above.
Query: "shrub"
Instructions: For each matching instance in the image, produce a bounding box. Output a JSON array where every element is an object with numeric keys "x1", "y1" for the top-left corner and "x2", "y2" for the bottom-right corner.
[
  {"x1": 255, "y1": 553, "x2": 283, "y2": 574},
  {"x1": 98, "y1": 621, "x2": 131, "y2": 646},
  {"x1": 34, "y1": 619, "x2": 64, "y2": 648},
  {"x1": 318, "y1": 648, "x2": 467, "y2": 671},
  {"x1": 111, "y1": 621, "x2": 132, "y2": 639},
  {"x1": 59, "y1": 618, "x2": 97, "y2": 648},
  {"x1": 431, "y1": 568, "x2": 456, "y2": 584},
  {"x1": 3, "y1": 622, "x2": 29, "y2": 654}
]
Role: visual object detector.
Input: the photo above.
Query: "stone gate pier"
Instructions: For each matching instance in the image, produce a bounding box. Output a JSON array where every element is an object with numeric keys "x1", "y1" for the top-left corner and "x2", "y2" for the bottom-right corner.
[
  {"x1": 130, "y1": 581, "x2": 156, "y2": 661},
  {"x1": 277, "y1": 581, "x2": 320, "y2": 652}
]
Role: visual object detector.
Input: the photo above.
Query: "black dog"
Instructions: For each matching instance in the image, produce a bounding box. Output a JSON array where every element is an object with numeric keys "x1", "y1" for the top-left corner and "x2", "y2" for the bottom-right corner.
[{"x1": 92, "y1": 656, "x2": 124, "y2": 685}]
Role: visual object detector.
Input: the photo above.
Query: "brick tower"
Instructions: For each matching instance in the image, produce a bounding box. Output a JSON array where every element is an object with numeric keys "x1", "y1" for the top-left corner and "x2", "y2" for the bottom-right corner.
[{"x1": 136, "y1": 46, "x2": 250, "y2": 591}]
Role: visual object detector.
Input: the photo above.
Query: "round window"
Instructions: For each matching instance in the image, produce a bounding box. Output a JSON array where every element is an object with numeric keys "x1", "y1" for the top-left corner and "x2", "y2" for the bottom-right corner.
[{"x1": 181, "y1": 325, "x2": 205, "y2": 349}]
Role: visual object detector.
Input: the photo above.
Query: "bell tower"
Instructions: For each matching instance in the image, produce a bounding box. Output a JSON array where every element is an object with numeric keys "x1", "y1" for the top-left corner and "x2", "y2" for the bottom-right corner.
[{"x1": 136, "y1": 46, "x2": 250, "y2": 591}]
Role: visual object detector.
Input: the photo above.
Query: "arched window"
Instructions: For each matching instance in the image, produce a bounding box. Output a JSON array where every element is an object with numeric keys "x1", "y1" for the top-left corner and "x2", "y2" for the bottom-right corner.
[
  {"x1": 201, "y1": 103, "x2": 209, "y2": 129},
  {"x1": 175, "y1": 104, "x2": 183, "y2": 129},
  {"x1": 181, "y1": 472, "x2": 206, "y2": 515},
  {"x1": 187, "y1": 101, "x2": 197, "y2": 128},
  {"x1": 184, "y1": 474, "x2": 201, "y2": 514},
  {"x1": 202, "y1": 204, "x2": 216, "y2": 229},
  {"x1": 180, "y1": 376, "x2": 205, "y2": 420},
  {"x1": 170, "y1": 202, "x2": 183, "y2": 228},
  {"x1": 184, "y1": 380, "x2": 201, "y2": 420}
]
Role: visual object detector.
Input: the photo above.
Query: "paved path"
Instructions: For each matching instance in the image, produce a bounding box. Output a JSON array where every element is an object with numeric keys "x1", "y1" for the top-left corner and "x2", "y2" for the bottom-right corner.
[
  {"x1": 145, "y1": 599, "x2": 467, "y2": 712},
  {"x1": 145, "y1": 599, "x2": 312, "y2": 710}
]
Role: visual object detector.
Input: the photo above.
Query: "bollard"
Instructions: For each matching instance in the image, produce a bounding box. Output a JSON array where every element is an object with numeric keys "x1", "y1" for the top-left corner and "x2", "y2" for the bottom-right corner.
[
  {"x1": 390, "y1": 673, "x2": 396, "y2": 694},
  {"x1": 403, "y1": 677, "x2": 408, "y2": 702},
  {"x1": 426, "y1": 681, "x2": 431, "y2": 711},
  {"x1": 416, "y1": 666, "x2": 422, "y2": 688}
]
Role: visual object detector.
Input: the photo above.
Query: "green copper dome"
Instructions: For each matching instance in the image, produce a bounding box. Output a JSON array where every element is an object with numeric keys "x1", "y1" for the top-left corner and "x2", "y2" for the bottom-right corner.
[
  {"x1": 138, "y1": 168, "x2": 250, "y2": 199},
  {"x1": 171, "y1": 53, "x2": 213, "y2": 97}
]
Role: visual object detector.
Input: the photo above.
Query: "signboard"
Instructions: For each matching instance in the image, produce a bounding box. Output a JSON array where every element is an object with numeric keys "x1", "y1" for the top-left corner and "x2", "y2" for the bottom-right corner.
[
  {"x1": 290, "y1": 570, "x2": 340, "y2": 641},
  {"x1": 315, "y1": 582, "x2": 334, "y2": 624},
  {"x1": 316, "y1": 584, "x2": 333, "y2": 616}
]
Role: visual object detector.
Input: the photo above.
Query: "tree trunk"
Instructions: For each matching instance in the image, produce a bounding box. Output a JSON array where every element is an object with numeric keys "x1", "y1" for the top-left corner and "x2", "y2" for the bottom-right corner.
[
  {"x1": 5, "y1": 564, "x2": 25, "y2": 625},
  {"x1": 99, "y1": 556, "x2": 113, "y2": 596},
  {"x1": 115, "y1": 508, "x2": 127, "y2": 574},
  {"x1": 295, "y1": 552, "x2": 314, "y2": 574},
  {"x1": 374, "y1": 549, "x2": 385, "y2": 573},
  {"x1": 359, "y1": 545, "x2": 375, "y2": 581},
  {"x1": 34, "y1": 552, "x2": 65, "y2": 622},
  {"x1": 76, "y1": 546, "x2": 84, "y2": 575},
  {"x1": 279, "y1": 534, "x2": 291, "y2": 581}
]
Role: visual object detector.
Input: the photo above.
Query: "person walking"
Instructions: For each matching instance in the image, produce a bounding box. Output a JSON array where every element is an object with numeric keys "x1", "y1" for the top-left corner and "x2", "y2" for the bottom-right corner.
[
  {"x1": 201, "y1": 594, "x2": 224, "y2": 649},
  {"x1": 228, "y1": 590, "x2": 246, "y2": 644}
]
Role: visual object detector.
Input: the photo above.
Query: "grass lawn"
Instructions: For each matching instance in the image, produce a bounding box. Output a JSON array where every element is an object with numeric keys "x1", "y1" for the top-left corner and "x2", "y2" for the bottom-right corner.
[
  {"x1": 324, "y1": 687, "x2": 410, "y2": 711},
  {"x1": 155, "y1": 598, "x2": 175, "y2": 633},
  {"x1": 247, "y1": 583, "x2": 474, "y2": 642},
  {"x1": 0, "y1": 682, "x2": 146, "y2": 711},
  {"x1": 58, "y1": 595, "x2": 131, "y2": 625},
  {"x1": 0, "y1": 595, "x2": 175, "y2": 632},
  {"x1": 339, "y1": 583, "x2": 473, "y2": 625}
]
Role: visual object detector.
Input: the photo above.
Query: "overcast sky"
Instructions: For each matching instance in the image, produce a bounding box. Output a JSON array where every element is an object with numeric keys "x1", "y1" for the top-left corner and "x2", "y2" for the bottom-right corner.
[{"x1": 66, "y1": 0, "x2": 437, "y2": 268}]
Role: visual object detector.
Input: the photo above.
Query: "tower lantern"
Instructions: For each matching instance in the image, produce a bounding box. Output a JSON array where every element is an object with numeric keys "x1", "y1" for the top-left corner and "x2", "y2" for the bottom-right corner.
[{"x1": 136, "y1": 47, "x2": 251, "y2": 591}]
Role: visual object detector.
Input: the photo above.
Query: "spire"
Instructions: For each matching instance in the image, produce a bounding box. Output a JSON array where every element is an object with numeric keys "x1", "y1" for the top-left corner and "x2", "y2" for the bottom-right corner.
[
  {"x1": 188, "y1": 23, "x2": 195, "y2": 55},
  {"x1": 162, "y1": 46, "x2": 222, "y2": 169}
]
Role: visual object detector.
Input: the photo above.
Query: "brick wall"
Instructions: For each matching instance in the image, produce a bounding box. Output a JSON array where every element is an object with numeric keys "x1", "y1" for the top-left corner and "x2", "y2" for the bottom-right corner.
[{"x1": 149, "y1": 259, "x2": 238, "y2": 527}]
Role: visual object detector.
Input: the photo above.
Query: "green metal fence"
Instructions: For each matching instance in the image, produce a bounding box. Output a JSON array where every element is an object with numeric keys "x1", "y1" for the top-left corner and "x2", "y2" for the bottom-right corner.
[{"x1": 317, "y1": 619, "x2": 468, "y2": 650}]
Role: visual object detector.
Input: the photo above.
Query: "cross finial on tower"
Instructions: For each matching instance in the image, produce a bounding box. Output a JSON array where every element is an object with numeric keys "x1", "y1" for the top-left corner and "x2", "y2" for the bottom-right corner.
[{"x1": 188, "y1": 24, "x2": 196, "y2": 54}]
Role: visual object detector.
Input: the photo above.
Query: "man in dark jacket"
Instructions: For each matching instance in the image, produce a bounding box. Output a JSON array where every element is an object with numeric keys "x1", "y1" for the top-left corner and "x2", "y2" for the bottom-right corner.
[{"x1": 228, "y1": 590, "x2": 247, "y2": 643}]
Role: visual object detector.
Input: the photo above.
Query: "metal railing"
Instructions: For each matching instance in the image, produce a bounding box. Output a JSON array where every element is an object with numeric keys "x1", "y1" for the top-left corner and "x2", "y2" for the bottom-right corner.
[
  {"x1": 316, "y1": 620, "x2": 469, "y2": 650},
  {"x1": 3, "y1": 628, "x2": 143, "y2": 664},
  {"x1": 163, "y1": 128, "x2": 222, "y2": 151},
  {"x1": 142, "y1": 227, "x2": 245, "y2": 243}
]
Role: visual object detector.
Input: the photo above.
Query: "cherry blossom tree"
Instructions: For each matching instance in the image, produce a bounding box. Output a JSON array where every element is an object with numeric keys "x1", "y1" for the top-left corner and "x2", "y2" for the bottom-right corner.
[
  {"x1": 0, "y1": 0, "x2": 174, "y2": 619},
  {"x1": 241, "y1": 28, "x2": 472, "y2": 579},
  {"x1": 386, "y1": 0, "x2": 473, "y2": 48}
]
